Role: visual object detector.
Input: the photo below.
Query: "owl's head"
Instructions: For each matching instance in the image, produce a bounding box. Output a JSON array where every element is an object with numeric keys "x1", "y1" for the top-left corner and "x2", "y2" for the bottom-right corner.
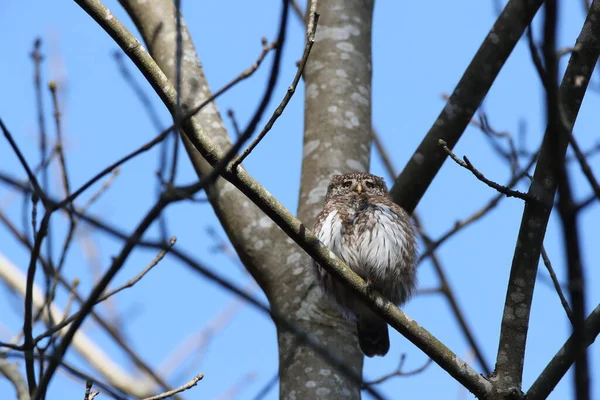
[{"x1": 325, "y1": 173, "x2": 388, "y2": 201}]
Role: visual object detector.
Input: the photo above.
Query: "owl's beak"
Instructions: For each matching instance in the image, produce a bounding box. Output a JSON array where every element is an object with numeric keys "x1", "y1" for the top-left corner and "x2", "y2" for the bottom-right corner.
[{"x1": 354, "y1": 183, "x2": 362, "y2": 194}]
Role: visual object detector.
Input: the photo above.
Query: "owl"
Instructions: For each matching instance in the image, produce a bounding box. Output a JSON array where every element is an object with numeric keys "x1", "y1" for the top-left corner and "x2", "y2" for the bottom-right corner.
[{"x1": 312, "y1": 172, "x2": 417, "y2": 357}]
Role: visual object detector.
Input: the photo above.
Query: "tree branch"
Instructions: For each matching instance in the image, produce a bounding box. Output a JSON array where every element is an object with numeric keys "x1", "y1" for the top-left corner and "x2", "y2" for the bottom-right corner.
[
  {"x1": 0, "y1": 359, "x2": 30, "y2": 400},
  {"x1": 526, "y1": 303, "x2": 600, "y2": 400},
  {"x1": 0, "y1": 253, "x2": 155, "y2": 397},
  {"x1": 493, "y1": 1, "x2": 600, "y2": 394},
  {"x1": 389, "y1": 0, "x2": 544, "y2": 213},
  {"x1": 142, "y1": 373, "x2": 204, "y2": 400},
  {"x1": 438, "y1": 139, "x2": 535, "y2": 201},
  {"x1": 540, "y1": 245, "x2": 574, "y2": 323}
]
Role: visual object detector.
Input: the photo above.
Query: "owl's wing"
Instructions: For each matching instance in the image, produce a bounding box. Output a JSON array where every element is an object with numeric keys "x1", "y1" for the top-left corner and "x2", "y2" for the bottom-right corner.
[{"x1": 313, "y1": 210, "x2": 326, "y2": 235}]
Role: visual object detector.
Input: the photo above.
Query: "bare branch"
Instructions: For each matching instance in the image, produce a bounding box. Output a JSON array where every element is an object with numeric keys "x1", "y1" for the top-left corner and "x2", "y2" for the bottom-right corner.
[
  {"x1": 33, "y1": 237, "x2": 176, "y2": 346},
  {"x1": 0, "y1": 253, "x2": 154, "y2": 397},
  {"x1": 569, "y1": 133, "x2": 600, "y2": 204},
  {"x1": 363, "y1": 354, "x2": 433, "y2": 386},
  {"x1": 226, "y1": 109, "x2": 242, "y2": 138},
  {"x1": 390, "y1": 0, "x2": 544, "y2": 213},
  {"x1": 142, "y1": 373, "x2": 204, "y2": 400},
  {"x1": 0, "y1": 206, "x2": 173, "y2": 396},
  {"x1": 0, "y1": 120, "x2": 46, "y2": 204},
  {"x1": 414, "y1": 215, "x2": 492, "y2": 376},
  {"x1": 84, "y1": 381, "x2": 100, "y2": 400},
  {"x1": 527, "y1": 303, "x2": 600, "y2": 400},
  {"x1": 48, "y1": 81, "x2": 71, "y2": 197},
  {"x1": 438, "y1": 139, "x2": 534, "y2": 201},
  {"x1": 233, "y1": 9, "x2": 319, "y2": 167},
  {"x1": 540, "y1": 246, "x2": 574, "y2": 323},
  {"x1": 0, "y1": 359, "x2": 30, "y2": 400}
]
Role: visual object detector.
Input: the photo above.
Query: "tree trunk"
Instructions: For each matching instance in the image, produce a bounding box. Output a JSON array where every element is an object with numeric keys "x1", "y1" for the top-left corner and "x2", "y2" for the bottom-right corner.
[{"x1": 274, "y1": 1, "x2": 374, "y2": 398}]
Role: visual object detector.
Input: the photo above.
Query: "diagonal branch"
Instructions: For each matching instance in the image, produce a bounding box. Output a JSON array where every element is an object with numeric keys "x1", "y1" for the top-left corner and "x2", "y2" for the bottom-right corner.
[
  {"x1": 438, "y1": 139, "x2": 535, "y2": 201},
  {"x1": 526, "y1": 303, "x2": 600, "y2": 400},
  {"x1": 232, "y1": 12, "x2": 319, "y2": 168},
  {"x1": 540, "y1": 246, "x2": 574, "y2": 323},
  {"x1": 389, "y1": 0, "x2": 544, "y2": 213},
  {"x1": 569, "y1": 133, "x2": 600, "y2": 204}
]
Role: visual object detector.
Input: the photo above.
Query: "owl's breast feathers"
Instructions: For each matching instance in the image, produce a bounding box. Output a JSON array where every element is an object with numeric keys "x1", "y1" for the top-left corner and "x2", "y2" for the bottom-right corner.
[{"x1": 313, "y1": 196, "x2": 416, "y2": 305}]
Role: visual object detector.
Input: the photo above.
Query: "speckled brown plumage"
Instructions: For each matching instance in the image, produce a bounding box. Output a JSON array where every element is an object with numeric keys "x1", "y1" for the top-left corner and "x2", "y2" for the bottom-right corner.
[{"x1": 312, "y1": 173, "x2": 417, "y2": 357}]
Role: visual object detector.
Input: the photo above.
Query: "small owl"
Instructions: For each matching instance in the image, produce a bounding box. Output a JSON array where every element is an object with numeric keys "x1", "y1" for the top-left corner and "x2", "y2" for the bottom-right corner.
[{"x1": 313, "y1": 173, "x2": 417, "y2": 357}]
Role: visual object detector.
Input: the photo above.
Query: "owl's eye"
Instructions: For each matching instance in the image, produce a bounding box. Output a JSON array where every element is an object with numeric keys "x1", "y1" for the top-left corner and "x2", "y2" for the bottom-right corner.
[
  {"x1": 364, "y1": 181, "x2": 375, "y2": 189},
  {"x1": 342, "y1": 181, "x2": 353, "y2": 188}
]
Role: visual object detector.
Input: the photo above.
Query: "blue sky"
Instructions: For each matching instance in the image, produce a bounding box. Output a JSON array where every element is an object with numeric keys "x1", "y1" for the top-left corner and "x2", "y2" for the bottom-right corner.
[{"x1": 0, "y1": 1, "x2": 598, "y2": 399}]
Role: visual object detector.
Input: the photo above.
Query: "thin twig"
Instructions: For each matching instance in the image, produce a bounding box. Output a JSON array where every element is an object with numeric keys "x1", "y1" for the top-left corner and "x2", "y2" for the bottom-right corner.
[
  {"x1": 99, "y1": 236, "x2": 176, "y2": 302},
  {"x1": 0, "y1": 120, "x2": 46, "y2": 203},
  {"x1": 232, "y1": 8, "x2": 319, "y2": 168},
  {"x1": 33, "y1": 237, "x2": 176, "y2": 344},
  {"x1": 142, "y1": 373, "x2": 204, "y2": 400},
  {"x1": 226, "y1": 109, "x2": 242, "y2": 138},
  {"x1": 250, "y1": 372, "x2": 278, "y2": 400},
  {"x1": 569, "y1": 133, "x2": 600, "y2": 204},
  {"x1": 526, "y1": 25, "x2": 548, "y2": 89},
  {"x1": 576, "y1": 193, "x2": 596, "y2": 212},
  {"x1": 541, "y1": 245, "x2": 574, "y2": 324},
  {"x1": 0, "y1": 209, "x2": 188, "y2": 396},
  {"x1": 363, "y1": 355, "x2": 433, "y2": 386},
  {"x1": 84, "y1": 380, "x2": 99, "y2": 400},
  {"x1": 438, "y1": 139, "x2": 534, "y2": 201},
  {"x1": 81, "y1": 168, "x2": 121, "y2": 213},
  {"x1": 48, "y1": 81, "x2": 71, "y2": 197}
]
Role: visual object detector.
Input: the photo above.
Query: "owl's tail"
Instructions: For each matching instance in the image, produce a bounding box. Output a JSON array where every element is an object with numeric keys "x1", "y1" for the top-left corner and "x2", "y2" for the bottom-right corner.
[{"x1": 356, "y1": 313, "x2": 390, "y2": 357}]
